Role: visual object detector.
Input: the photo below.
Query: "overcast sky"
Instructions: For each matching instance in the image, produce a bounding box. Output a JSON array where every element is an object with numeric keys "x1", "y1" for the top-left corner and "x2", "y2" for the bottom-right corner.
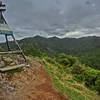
[{"x1": 2, "y1": 0, "x2": 100, "y2": 39}]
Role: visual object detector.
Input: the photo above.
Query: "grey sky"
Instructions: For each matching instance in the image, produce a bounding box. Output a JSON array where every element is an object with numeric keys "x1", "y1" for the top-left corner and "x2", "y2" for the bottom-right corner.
[{"x1": 2, "y1": 0, "x2": 100, "y2": 38}]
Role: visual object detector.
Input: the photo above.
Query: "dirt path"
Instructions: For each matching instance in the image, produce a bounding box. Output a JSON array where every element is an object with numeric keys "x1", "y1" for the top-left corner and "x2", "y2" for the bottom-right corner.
[{"x1": 0, "y1": 59, "x2": 68, "y2": 100}]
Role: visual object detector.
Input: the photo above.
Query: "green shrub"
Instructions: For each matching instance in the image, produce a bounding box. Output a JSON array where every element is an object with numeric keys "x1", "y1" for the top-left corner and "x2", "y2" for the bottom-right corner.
[
  {"x1": 72, "y1": 64, "x2": 86, "y2": 75},
  {"x1": 95, "y1": 79, "x2": 100, "y2": 94},
  {"x1": 45, "y1": 57, "x2": 55, "y2": 64},
  {"x1": 56, "y1": 54, "x2": 79, "y2": 67},
  {"x1": 84, "y1": 68, "x2": 100, "y2": 91},
  {"x1": 57, "y1": 58, "x2": 70, "y2": 66}
]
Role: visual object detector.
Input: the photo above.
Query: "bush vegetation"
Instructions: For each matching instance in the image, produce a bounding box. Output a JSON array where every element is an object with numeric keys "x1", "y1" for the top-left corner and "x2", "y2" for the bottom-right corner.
[{"x1": 42, "y1": 54, "x2": 100, "y2": 100}]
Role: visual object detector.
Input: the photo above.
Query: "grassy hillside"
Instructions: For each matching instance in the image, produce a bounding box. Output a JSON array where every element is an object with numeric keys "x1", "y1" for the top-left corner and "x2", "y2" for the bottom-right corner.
[{"x1": 42, "y1": 54, "x2": 100, "y2": 100}]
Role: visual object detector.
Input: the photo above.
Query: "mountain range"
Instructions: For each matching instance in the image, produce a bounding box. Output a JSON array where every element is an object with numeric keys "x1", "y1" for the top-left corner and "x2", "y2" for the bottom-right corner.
[
  {"x1": 19, "y1": 36, "x2": 100, "y2": 55},
  {"x1": 0, "y1": 36, "x2": 100, "y2": 69}
]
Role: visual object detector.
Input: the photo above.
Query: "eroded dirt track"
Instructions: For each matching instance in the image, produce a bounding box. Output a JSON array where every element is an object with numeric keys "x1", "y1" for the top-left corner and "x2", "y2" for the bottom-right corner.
[{"x1": 0, "y1": 59, "x2": 68, "y2": 100}]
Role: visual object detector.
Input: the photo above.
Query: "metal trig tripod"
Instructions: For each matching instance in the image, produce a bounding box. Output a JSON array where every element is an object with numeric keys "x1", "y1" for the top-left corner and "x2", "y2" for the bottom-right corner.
[{"x1": 0, "y1": 1, "x2": 27, "y2": 72}]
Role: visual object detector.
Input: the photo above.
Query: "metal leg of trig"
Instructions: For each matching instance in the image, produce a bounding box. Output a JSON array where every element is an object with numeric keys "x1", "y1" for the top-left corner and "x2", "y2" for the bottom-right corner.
[
  {"x1": 11, "y1": 34, "x2": 27, "y2": 62},
  {"x1": 5, "y1": 34, "x2": 11, "y2": 51}
]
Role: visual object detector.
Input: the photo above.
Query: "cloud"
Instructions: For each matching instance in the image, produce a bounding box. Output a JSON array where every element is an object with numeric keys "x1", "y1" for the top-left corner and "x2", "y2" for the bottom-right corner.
[{"x1": 2, "y1": 0, "x2": 100, "y2": 38}]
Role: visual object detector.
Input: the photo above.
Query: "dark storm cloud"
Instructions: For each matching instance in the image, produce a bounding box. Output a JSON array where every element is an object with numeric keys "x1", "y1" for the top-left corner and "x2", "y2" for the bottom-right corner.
[{"x1": 4, "y1": 0, "x2": 100, "y2": 38}]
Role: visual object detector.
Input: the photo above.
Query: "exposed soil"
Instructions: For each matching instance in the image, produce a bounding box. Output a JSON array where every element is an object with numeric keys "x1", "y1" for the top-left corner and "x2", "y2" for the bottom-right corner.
[{"x1": 0, "y1": 58, "x2": 68, "y2": 100}]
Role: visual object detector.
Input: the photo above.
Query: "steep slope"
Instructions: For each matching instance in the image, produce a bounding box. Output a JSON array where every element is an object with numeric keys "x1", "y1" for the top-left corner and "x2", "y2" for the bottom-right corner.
[
  {"x1": 0, "y1": 55, "x2": 99, "y2": 100},
  {"x1": 1, "y1": 36, "x2": 100, "y2": 56},
  {"x1": 0, "y1": 58, "x2": 67, "y2": 100},
  {"x1": 43, "y1": 55, "x2": 100, "y2": 100}
]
